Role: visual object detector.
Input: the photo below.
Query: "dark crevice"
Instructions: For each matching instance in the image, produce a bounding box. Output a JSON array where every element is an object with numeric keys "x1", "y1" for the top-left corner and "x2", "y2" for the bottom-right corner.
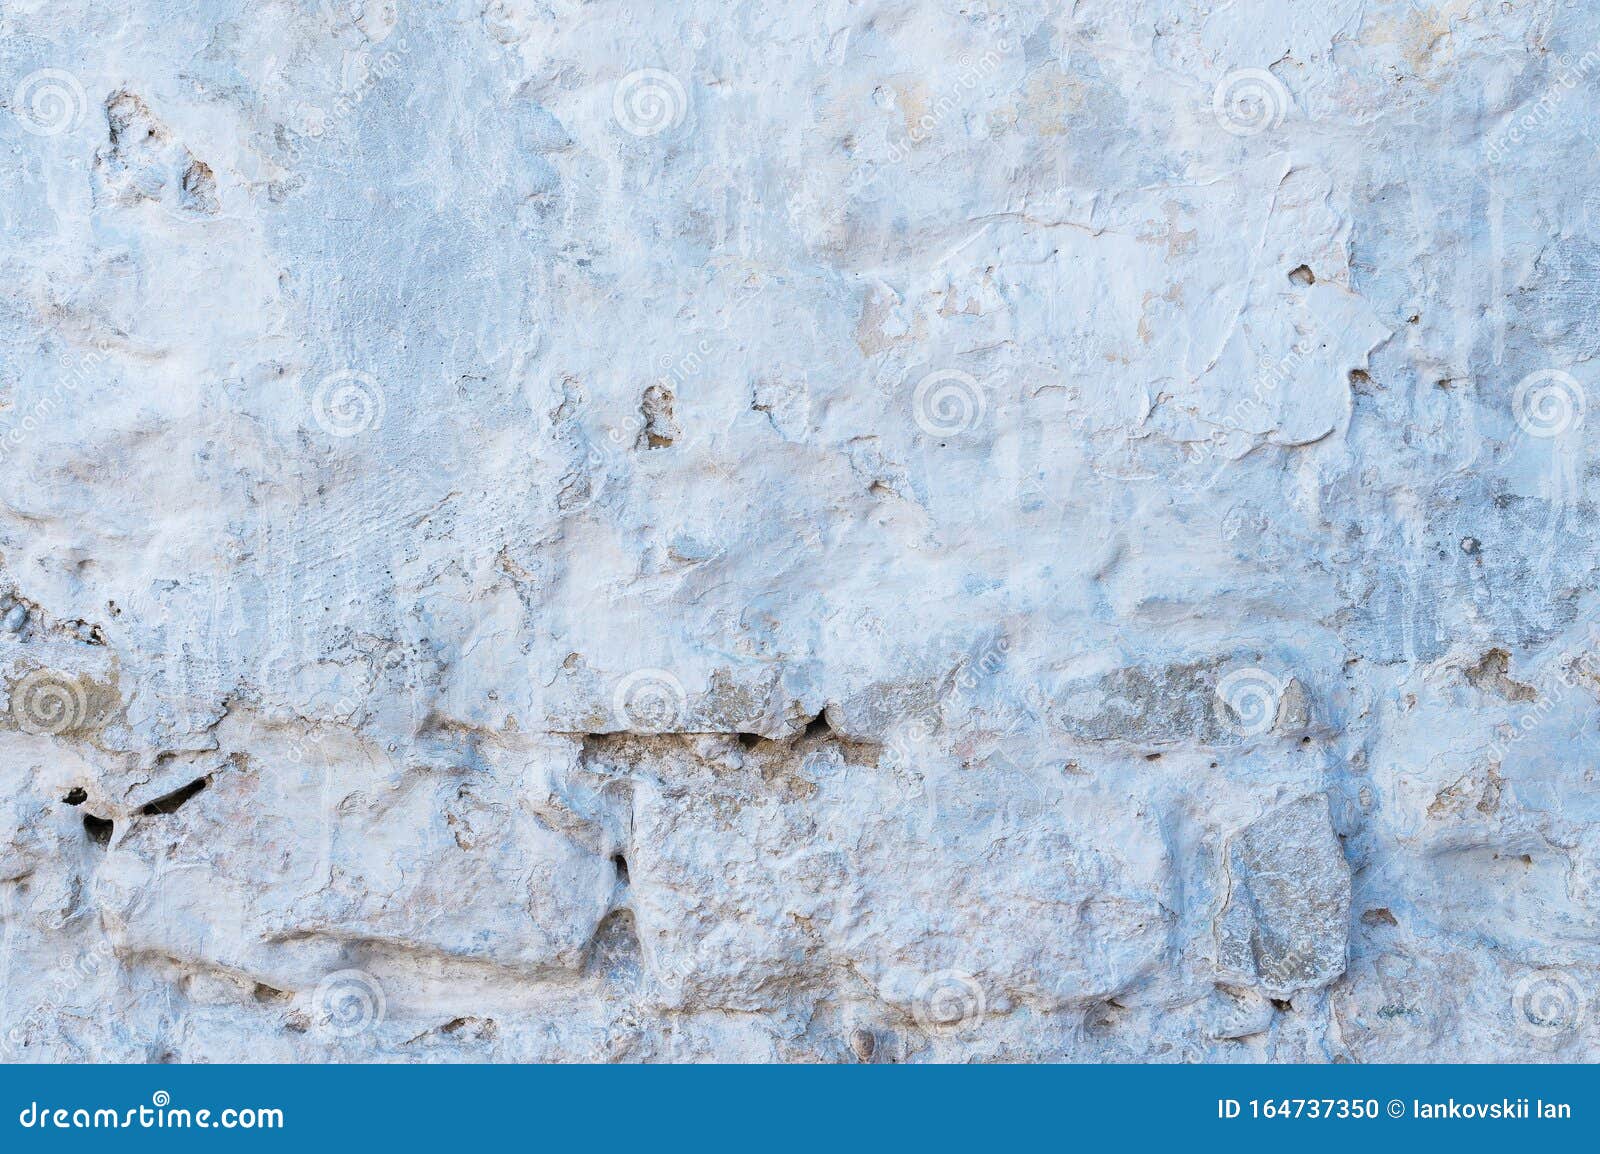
[
  {"x1": 611, "y1": 853, "x2": 629, "y2": 885},
  {"x1": 402, "y1": 1016, "x2": 499, "y2": 1046},
  {"x1": 576, "y1": 716, "x2": 885, "y2": 771},
  {"x1": 62, "y1": 787, "x2": 88, "y2": 806},
  {"x1": 140, "y1": 775, "x2": 210, "y2": 815},
  {"x1": 82, "y1": 814, "x2": 113, "y2": 846},
  {"x1": 438, "y1": 1017, "x2": 498, "y2": 1039},
  {"x1": 70, "y1": 619, "x2": 108, "y2": 645}
]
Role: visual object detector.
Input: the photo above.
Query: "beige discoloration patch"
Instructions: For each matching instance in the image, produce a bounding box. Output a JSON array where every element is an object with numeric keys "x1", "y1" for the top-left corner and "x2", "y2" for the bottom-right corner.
[
  {"x1": 1464, "y1": 649, "x2": 1537, "y2": 702},
  {"x1": 854, "y1": 282, "x2": 924, "y2": 357},
  {"x1": 1015, "y1": 68, "x2": 1085, "y2": 136},
  {"x1": 1359, "y1": 0, "x2": 1471, "y2": 83},
  {"x1": 3, "y1": 668, "x2": 119, "y2": 737}
]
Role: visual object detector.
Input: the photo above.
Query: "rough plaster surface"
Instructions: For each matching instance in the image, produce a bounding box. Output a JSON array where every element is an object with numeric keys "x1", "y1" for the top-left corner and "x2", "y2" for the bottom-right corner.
[{"x1": 2, "y1": 1, "x2": 1599, "y2": 1063}]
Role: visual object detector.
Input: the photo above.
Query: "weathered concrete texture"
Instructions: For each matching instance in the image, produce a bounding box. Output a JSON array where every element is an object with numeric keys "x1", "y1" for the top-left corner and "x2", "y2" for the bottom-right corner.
[{"x1": 2, "y1": 1, "x2": 1600, "y2": 1061}]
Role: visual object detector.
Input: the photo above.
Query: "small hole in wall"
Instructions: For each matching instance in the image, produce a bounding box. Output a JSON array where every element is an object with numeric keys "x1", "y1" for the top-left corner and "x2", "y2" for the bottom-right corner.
[
  {"x1": 737, "y1": 732, "x2": 763, "y2": 749},
  {"x1": 1271, "y1": 998, "x2": 1293, "y2": 1012},
  {"x1": 611, "y1": 853, "x2": 630, "y2": 884},
  {"x1": 140, "y1": 776, "x2": 210, "y2": 815},
  {"x1": 1288, "y1": 264, "x2": 1315, "y2": 286},
  {"x1": 82, "y1": 814, "x2": 113, "y2": 846},
  {"x1": 62, "y1": 787, "x2": 88, "y2": 806},
  {"x1": 1144, "y1": 752, "x2": 1161, "y2": 761},
  {"x1": 803, "y1": 712, "x2": 832, "y2": 740}
]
